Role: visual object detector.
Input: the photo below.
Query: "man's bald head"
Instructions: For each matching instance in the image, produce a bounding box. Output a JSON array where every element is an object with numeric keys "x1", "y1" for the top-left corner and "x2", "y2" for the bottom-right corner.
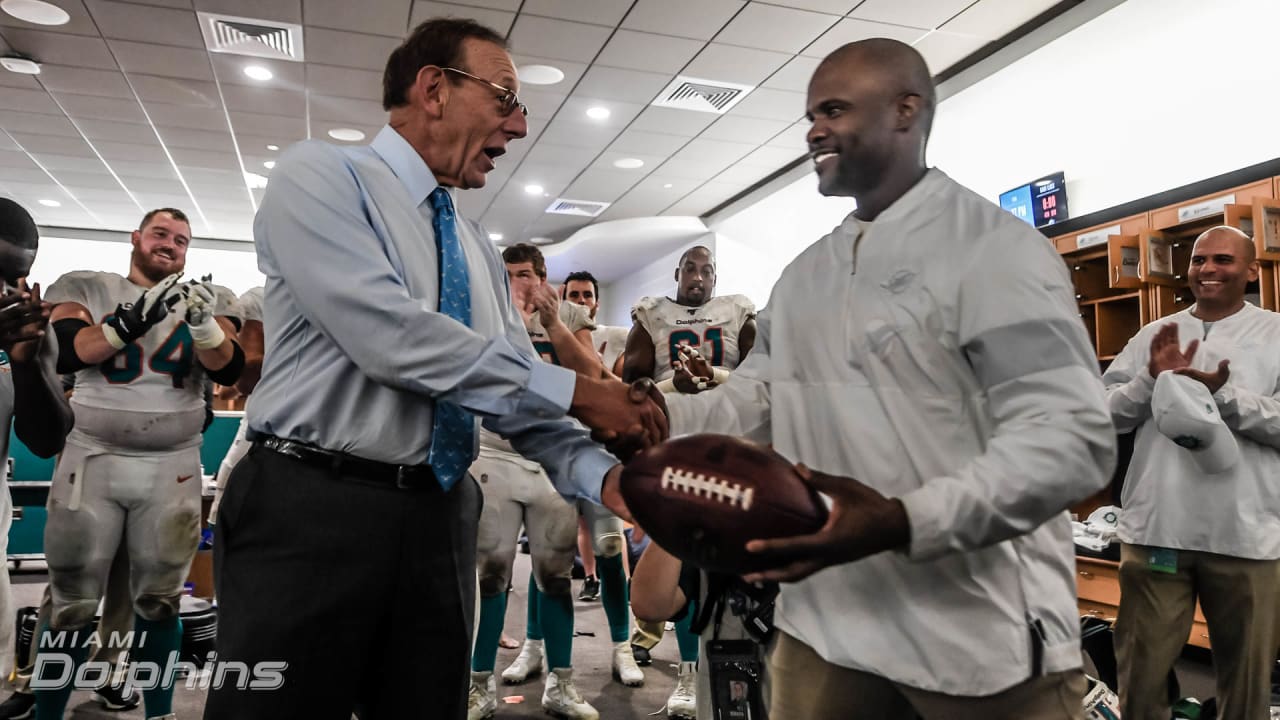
[
  {"x1": 1193, "y1": 225, "x2": 1255, "y2": 265},
  {"x1": 1187, "y1": 225, "x2": 1258, "y2": 316},
  {"x1": 815, "y1": 38, "x2": 936, "y2": 139}
]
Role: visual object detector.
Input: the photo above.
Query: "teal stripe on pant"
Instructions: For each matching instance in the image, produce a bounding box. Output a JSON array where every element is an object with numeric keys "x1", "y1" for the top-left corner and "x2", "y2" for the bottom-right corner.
[
  {"x1": 471, "y1": 594, "x2": 508, "y2": 673},
  {"x1": 525, "y1": 574, "x2": 543, "y2": 642},
  {"x1": 596, "y1": 553, "x2": 630, "y2": 643},
  {"x1": 33, "y1": 622, "x2": 93, "y2": 720},
  {"x1": 675, "y1": 602, "x2": 699, "y2": 663},
  {"x1": 538, "y1": 587, "x2": 575, "y2": 670},
  {"x1": 133, "y1": 614, "x2": 183, "y2": 718}
]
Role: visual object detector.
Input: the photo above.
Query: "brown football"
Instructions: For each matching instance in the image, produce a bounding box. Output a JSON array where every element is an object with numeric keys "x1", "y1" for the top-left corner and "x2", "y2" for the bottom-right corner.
[{"x1": 621, "y1": 434, "x2": 828, "y2": 574}]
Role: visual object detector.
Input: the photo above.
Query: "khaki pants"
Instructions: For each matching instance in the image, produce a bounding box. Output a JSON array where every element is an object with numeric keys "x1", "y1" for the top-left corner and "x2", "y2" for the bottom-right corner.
[
  {"x1": 768, "y1": 630, "x2": 1086, "y2": 719},
  {"x1": 1114, "y1": 543, "x2": 1280, "y2": 720},
  {"x1": 631, "y1": 617, "x2": 665, "y2": 650}
]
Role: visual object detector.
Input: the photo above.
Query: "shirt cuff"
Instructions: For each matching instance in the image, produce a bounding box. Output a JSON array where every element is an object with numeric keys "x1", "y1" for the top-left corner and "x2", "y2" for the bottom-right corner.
[
  {"x1": 567, "y1": 447, "x2": 616, "y2": 505},
  {"x1": 896, "y1": 483, "x2": 951, "y2": 561},
  {"x1": 519, "y1": 360, "x2": 577, "y2": 420}
]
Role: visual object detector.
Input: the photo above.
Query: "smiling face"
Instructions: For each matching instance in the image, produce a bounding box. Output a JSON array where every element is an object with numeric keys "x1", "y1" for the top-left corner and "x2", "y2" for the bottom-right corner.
[
  {"x1": 1188, "y1": 227, "x2": 1257, "y2": 311},
  {"x1": 805, "y1": 59, "x2": 900, "y2": 198},
  {"x1": 130, "y1": 211, "x2": 189, "y2": 283},
  {"x1": 429, "y1": 38, "x2": 528, "y2": 189}
]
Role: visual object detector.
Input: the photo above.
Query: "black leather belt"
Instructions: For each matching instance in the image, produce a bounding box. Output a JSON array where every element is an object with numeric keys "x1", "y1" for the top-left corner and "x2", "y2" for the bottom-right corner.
[{"x1": 256, "y1": 436, "x2": 439, "y2": 490}]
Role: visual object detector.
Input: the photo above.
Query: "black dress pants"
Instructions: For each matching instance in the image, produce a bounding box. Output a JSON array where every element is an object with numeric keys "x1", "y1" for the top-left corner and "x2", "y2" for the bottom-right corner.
[{"x1": 203, "y1": 444, "x2": 481, "y2": 720}]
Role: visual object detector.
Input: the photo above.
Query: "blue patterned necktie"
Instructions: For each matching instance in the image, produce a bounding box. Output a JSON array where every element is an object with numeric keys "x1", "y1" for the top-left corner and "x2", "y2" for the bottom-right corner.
[{"x1": 426, "y1": 187, "x2": 475, "y2": 491}]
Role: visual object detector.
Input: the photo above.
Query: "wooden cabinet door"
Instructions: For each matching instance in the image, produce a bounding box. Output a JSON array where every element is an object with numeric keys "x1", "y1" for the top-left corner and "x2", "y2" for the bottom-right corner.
[
  {"x1": 1251, "y1": 198, "x2": 1280, "y2": 261},
  {"x1": 1107, "y1": 235, "x2": 1142, "y2": 289},
  {"x1": 1225, "y1": 203, "x2": 1255, "y2": 237},
  {"x1": 1139, "y1": 230, "x2": 1180, "y2": 286}
]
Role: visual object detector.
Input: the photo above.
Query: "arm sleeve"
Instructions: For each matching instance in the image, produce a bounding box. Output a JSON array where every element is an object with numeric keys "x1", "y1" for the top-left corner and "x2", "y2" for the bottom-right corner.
[
  {"x1": 666, "y1": 308, "x2": 773, "y2": 442},
  {"x1": 1214, "y1": 369, "x2": 1280, "y2": 449},
  {"x1": 254, "y1": 141, "x2": 573, "y2": 421},
  {"x1": 1101, "y1": 329, "x2": 1157, "y2": 433},
  {"x1": 898, "y1": 228, "x2": 1117, "y2": 561}
]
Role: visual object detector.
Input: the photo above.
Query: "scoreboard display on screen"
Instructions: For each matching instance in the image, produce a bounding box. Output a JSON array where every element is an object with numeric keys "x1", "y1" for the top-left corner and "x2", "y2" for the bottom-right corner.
[{"x1": 999, "y1": 172, "x2": 1068, "y2": 228}]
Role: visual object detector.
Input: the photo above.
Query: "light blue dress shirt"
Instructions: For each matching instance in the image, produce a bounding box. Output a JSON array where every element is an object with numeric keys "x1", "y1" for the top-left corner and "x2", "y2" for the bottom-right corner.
[{"x1": 248, "y1": 125, "x2": 614, "y2": 502}]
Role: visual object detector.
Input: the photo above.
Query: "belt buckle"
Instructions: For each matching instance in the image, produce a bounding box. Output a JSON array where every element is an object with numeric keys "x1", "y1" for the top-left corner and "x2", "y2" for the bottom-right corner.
[{"x1": 395, "y1": 466, "x2": 413, "y2": 490}]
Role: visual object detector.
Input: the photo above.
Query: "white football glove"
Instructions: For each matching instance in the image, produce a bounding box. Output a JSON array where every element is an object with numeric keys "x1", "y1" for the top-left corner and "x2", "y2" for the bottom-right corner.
[{"x1": 181, "y1": 277, "x2": 225, "y2": 349}]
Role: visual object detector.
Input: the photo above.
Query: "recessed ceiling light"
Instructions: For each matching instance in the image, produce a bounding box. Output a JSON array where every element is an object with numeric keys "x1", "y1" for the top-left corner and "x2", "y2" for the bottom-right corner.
[
  {"x1": 524, "y1": 184, "x2": 543, "y2": 195},
  {"x1": 613, "y1": 158, "x2": 644, "y2": 170},
  {"x1": 328, "y1": 128, "x2": 365, "y2": 142},
  {"x1": 518, "y1": 64, "x2": 564, "y2": 86},
  {"x1": 37, "y1": 198, "x2": 60, "y2": 207},
  {"x1": 263, "y1": 160, "x2": 276, "y2": 169},
  {"x1": 530, "y1": 236, "x2": 554, "y2": 245},
  {"x1": 266, "y1": 144, "x2": 279, "y2": 151},
  {"x1": 244, "y1": 171, "x2": 268, "y2": 189},
  {"x1": 586, "y1": 106, "x2": 610, "y2": 120},
  {"x1": 1, "y1": 0, "x2": 69, "y2": 25},
  {"x1": 0, "y1": 56, "x2": 41, "y2": 75},
  {"x1": 488, "y1": 232, "x2": 503, "y2": 241},
  {"x1": 663, "y1": 183, "x2": 673, "y2": 188},
  {"x1": 243, "y1": 65, "x2": 272, "y2": 81}
]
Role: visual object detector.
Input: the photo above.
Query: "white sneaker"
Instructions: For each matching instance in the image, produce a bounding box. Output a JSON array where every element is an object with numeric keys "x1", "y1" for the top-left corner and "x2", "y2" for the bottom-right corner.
[
  {"x1": 542, "y1": 667, "x2": 599, "y2": 720},
  {"x1": 611, "y1": 640, "x2": 645, "y2": 687},
  {"x1": 667, "y1": 661, "x2": 696, "y2": 719},
  {"x1": 501, "y1": 638, "x2": 544, "y2": 684},
  {"x1": 467, "y1": 671, "x2": 496, "y2": 720}
]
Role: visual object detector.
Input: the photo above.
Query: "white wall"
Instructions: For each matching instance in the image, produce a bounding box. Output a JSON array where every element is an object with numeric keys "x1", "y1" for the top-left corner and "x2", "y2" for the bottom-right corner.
[
  {"x1": 597, "y1": 233, "x2": 715, "y2": 327},
  {"x1": 30, "y1": 235, "x2": 263, "y2": 295}
]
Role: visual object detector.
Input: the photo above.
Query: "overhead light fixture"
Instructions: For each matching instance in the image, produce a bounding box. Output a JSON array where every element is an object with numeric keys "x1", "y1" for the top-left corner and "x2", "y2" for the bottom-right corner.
[
  {"x1": 524, "y1": 184, "x2": 543, "y2": 195},
  {"x1": 663, "y1": 183, "x2": 673, "y2": 188},
  {"x1": 530, "y1": 236, "x2": 555, "y2": 245},
  {"x1": 488, "y1": 232, "x2": 503, "y2": 241},
  {"x1": 328, "y1": 128, "x2": 364, "y2": 142},
  {"x1": 266, "y1": 144, "x2": 279, "y2": 151},
  {"x1": 613, "y1": 158, "x2": 644, "y2": 170},
  {"x1": 263, "y1": 160, "x2": 276, "y2": 169},
  {"x1": 1, "y1": 0, "x2": 69, "y2": 25},
  {"x1": 244, "y1": 171, "x2": 269, "y2": 189},
  {"x1": 518, "y1": 64, "x2": 564, "y2": 86},
  {"x1": 586, "y1": 106, "x2": 610, "y2": 120},
  {"x1": 37, "y1": 198, "x2": 60, "y2": 207},
  {"x1": 0, "y1": 55, "x2": 41, "y2": 75},
  {"x1": 243, "y1": 64, "x2": 273, "y2": 81}
]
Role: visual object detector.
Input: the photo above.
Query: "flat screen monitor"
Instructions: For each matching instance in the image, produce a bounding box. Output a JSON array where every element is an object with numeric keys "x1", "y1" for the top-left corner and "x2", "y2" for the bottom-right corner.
[{"x1": 999, "y1": 172, "x2": 1068, "y2": 228}]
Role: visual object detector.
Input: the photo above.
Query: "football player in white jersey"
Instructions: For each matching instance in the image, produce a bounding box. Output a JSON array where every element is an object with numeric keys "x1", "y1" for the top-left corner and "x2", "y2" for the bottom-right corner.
[
  {"x1": 208, "y1": 286, "x2": 263, "y2": 527},
  {"x1": 40, "y1": 208, "x2": 243, "y2": 720},
  {"x1": 621, "y1": 244, "x2": 757, "y2": 718},
  {"x1": 468, "y1": 244, "x2": 603, "y2": 720},
  {"x1": 563, "y1": 271, "x2": 627, "y2": 377}
]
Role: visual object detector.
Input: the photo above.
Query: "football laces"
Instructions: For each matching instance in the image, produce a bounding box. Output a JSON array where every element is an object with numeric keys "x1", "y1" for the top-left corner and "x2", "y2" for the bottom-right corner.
[{"x1": 660, "y1": 466, "x2": 754, "y2": 510}]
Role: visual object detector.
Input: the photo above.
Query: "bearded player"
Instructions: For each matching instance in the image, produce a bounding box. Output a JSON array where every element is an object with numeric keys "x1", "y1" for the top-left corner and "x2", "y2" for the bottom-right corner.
[{"x1": 41, "y1": 208, "x2": 242, "y2": 720}]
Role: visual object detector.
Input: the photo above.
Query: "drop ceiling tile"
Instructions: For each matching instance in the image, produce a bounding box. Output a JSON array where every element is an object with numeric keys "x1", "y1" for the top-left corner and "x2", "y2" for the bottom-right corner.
[
  {"x1": 912, "y1": 30, "x2": 989, "y2": 74},
  {"x1": 607, "y1": 129, "x2": 689, "y2": 156},
  {"x1": 157, "y1": 127, "x2": 235, "y2": 152},
  {"x1": 93, "y1": 141, "x2": 170, "y2": 164},
  {"x1": 41, "y1": 169, "x2": 118, "y2": 188},
  {"x1": 109, "y1": 39, "x2": 213, "y2": 81},
  {"x1": 521, "y1": 0, "x2": 631, "y2": 26},
  {"x1": 233, "y1": 133, "x2": 293, "y2": 155},
  {"x1": 37, "y1": 65, "x2": 133, "y2": 98},
  {"x1": 517, "y1": 88, "x2": 569, "y2": 120},
  {"x1": 303, "y1": 27, "x2": 402, "y2": 71},
  {"x1": 526, "y1": 213, "x2": 592, "y2": 238},
  {"x1": 656, "y1": 158, "x2": 726, "y2": 182},
  {"x1": 108, "y1": 161, "x2": 180, "y2": 179},
  {"x1": 194, "y1": 0, "x2": 301, "y2": 23},
  {"x1": 303, "y1": 0, "x2": 412, "y2": 37},
  {"x1": 0, "y1": 0, "x2": 99, "y2": 35},
  {"x1": 628, "y1": 107, "x2": 717, "y2": 137},
  {"x1": 590, "y1": 150, "x2": 669, "y2": 173},
  {"x1": 0, "y1": 151, "x2": 39, "y2": 169},
  {"x1": 55, "y1": 93, "x2": 149, "y2": 124},
  {"x1": 220, "y1": 85, "x2": 307, "y2": 116},
  {"x1": 229, "y1": 111, "x2": 306, "y2": 138},
  {"x1": 431, "y1": 0, "x2": 520, "y2": 11},
  {"x1": 409, "y1": 1, "x2": 514, "y2": 34},
  {"x1": 145, "y1": 103, "x2": 228, "y2": 131},
  {"x1": 308, "y1": 95, "x2": 387, "y2": 126},
  {"x1": 111, "y1": 0, "x2": 192, "y2": 9},
  {"x1": 1, "y1": 169, "x2": 59, "y2": 185},
  {"x1": 0, "y1": 28, "x2": 115, "y2": 68},
  {"x1": 850, "y1": 0, "x2": 973, "y2": 29},
  {"x1": 34, "y1": 153, "x2": 111, "y2": 173},
  {"x1": 0, "y1": 111, "x2": 79, "y2": 136},
  {"x1": 0, "y1": 87, "x2": 61, "y2": 115},
  {"x1": 941, "y1": 0, "x2": 1062, "y2": 40},
  {"x1": 682, "y1": 43, "x2": 791, "y2": 86},
  {"x1": 76, "y1": 118, "x2": 158, "y2": 144},
  {"x1": 699, "y1": 115, "x2": 790, "y2": 144},
  {"x1": 767, "y1": 120, "x2": 812, "y2": 150},
  {"x1": 128, "y1": 74, "x2": 220, "y2": 107},
  {"x1": 212, "y1": 55, "x2": 306, "y2": 88},
  {"x1": 533, "y1": 118, "x2": 619, "y2": 154},
  {"x1": 305, "y1": 64, "x2": 383, "y2": 102},
  {"x1": 169, "y1": 146, "x2": 242, "y2": 171},
  {"x1": 710, "y1": 161, "x2": 772, "y2": 186},
  {"x1": 725, "y1": 87, "x2": 805, "y2": 121},
  {"x1": 736, "y1": 144, "x2": 803, "y2": 168},
  {"x1": 557, "y1": 96, "x2": 645, "y2": 130},
  {"x1": 595, "y1": 193, "x2": 670, "y2": 222},
  {"x1": 10, "y1": 132, "x2": 95, "y2": 157},
  {"x1": 713, "y1": 3, "x2": 837, "y2": 54},
  {"x1": 622, "y1": 0, "x2": 745, "y2": 40},
  {"x1": 61, "y1": 186, "x2": 136, "y2": 202},
  {"x1": 595, "y1": 30, "x2": 705, "y2": 74},
  {"x1": 182, "y1": 168, "x2": 242, "y2": 186},
  {"x1": 508, "y1": 15, "x2": 612, "y2": 64},
  {"x1": 86, "y1": 0, "x2": 202, "y2": 45},
  {"x1": 669, "y1": 137, "x2": 754, "y2": 167},
  {"x1": 0, "y1": 71, "x2": 40, "y2": 90},
  {"x1": 573, "y1": 66, "x2": 673, "y2": 105},
  {"x1": 802, "y1": 18, "x2": 929, "y2": 57},
  {"x1": 662, "y1": 181, "x2": 748, "y2": 216},
  {"x1": 759, "y1": 0, "x2": 859, "y2": 12},
  {"x1": 521, "y1": 142, "x2": 603, "y2": 169},
  {"x1": 760, "y1": 54, "x2": 821, "y2": 91}
]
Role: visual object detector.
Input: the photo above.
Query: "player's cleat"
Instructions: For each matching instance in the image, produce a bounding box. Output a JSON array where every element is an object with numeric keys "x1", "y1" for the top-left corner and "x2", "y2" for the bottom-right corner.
[
  {"x1": 542, "y1": 667, "x2": 598, "y2": 720},
  {"x1": 631, "y1": 642, "x2": 652, "y2": 666},
  {"x1": 577, "y1": 576, "x2": 600, "y2": 602},
  {"x1": 611, "y1": 641, "x2": 645, "y2": 687},
  {"x1": 666, "y1": 662, "x2": 697, "y2": 719},
  {"x1": 0, "y1": 692, "x2": 34, "y2": 720},
  {"x1": 468, "y1": 671, "x2": 496, "y2": 720},
  {"x1": 145, "y1": 715, "x2": 178, "y2": 720},
  {"x1": 501, "y1": 638, "x2": 544, "y2": 684},
  {"x1": 93, "y1": 683, "x2": 142, "y2": 711}
]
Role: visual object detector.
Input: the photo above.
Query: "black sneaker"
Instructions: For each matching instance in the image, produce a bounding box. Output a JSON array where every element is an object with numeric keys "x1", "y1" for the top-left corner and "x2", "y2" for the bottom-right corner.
[
  {"x1": 92, "y1": 683, "x2": 142, "y2": 711},
  {"x1": 578, "y1": 576, "x2": 600, "y2": 602},
  {"x1": 631, "y1": 643, "x2": 652, "y2": 666},
  {"x1": 0, "y1": 692, "x2": 33, "y2": 720}
]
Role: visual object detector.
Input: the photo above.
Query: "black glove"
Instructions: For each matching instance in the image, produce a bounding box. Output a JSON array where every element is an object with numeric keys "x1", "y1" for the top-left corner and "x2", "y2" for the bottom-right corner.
[{"x1": 103, "y1": 273, "x2": 182, "y2": 347}]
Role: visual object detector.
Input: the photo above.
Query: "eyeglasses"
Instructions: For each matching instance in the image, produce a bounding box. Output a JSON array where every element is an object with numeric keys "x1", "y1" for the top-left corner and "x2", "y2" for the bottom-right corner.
[{"x1": 442, "y1": 67, "x2": 528, "y2": 117}]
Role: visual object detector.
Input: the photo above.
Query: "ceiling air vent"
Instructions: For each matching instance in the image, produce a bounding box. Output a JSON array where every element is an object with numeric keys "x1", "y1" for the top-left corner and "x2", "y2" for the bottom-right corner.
[
  {"x1": 545, "y1": 198, "x2": 610, "y2": 217},
  {"x1": 651, "y1": 75, "x2": 754, "y2": 115},
  {"x1": 198, "y1": 12, "x2": 305, "y2": 62}
]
